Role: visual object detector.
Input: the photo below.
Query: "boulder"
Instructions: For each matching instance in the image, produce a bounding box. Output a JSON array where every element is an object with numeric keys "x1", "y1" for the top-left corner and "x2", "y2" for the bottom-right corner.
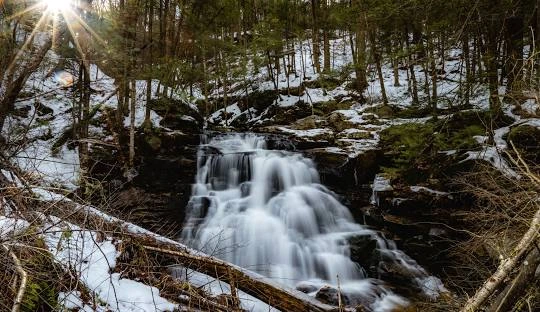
[{"x1": 327, "y1": 111, "x2": 356, "y2": 132}]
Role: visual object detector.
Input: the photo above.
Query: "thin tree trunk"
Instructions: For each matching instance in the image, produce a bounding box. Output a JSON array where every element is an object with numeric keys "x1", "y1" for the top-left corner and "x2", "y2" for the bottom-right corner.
[{"x1": 129, "y1": 80, "x2": 136, "y2": 167}]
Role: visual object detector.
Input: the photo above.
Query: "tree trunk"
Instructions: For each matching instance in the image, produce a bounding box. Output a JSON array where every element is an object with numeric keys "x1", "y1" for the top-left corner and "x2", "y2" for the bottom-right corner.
[
  {"x1": 311, "y1": 0, "x2": 321, "y2": 73},
  {"x1": 0, "y1": 36, "x2": 53, "y2": 131},
  {"x1": 129, "y1": 80, "x2": 136, "y2": 167}
]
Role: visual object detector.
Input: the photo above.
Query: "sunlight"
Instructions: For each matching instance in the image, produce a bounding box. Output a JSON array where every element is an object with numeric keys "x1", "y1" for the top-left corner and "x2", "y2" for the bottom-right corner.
[{"x1": 42, "y1": 0, "x2": 72, "y2": 12}]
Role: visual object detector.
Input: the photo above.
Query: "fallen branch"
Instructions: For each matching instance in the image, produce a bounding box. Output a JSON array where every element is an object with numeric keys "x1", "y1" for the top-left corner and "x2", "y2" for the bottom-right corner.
[
  {"x1": 488, "y1": 244, "x2": 540, "y2": 312},
  {"x1": 2, "y1": 244, "x2": 28, "y2": 312}
]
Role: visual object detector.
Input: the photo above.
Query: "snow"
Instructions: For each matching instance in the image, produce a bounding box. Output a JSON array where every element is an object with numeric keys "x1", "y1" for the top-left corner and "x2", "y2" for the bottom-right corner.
[
  {"x1": 0, "y1": 216, "x2": 30, "y2": 238},
  {"x1": 1, "y1": 169, "x2": 23, "y2": 186},
  {"x1": 462, "y1": 118, "x2": 540, "y2": 178},
  {"x1": 522, "y1": 99, "x2": 539, "y2": 115},
  {"x1": 410, "y1": 186, "x2": 449, "y2": 196},
  {"x1": 181, "y1": 271, "x2": 279, "y2": 312},
  {"x1": 277, "y1": 127, "x2": 333, "y2": 140},
  {"x1": 44, "y1": 219, "x2": 178, "y2": 312},
  {"x1": 410, "y1": 186, "x2": 453, "y2": 199},
  {"x1": 208, "y1": 103, "x2": 243, "y2": 126},
  {"x1": 371, "y1": 175, "x2": 393, "y2": 206},
  {"x1": 415, "y1": 276, "x2": 449, "y2": 301}
]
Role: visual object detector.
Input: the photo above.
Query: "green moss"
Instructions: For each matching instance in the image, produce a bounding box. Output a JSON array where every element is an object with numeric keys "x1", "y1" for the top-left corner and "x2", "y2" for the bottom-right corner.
[
  {"x1": 507, "y1": 125, "x2": 540, "y2": 164},
  {"x1": 380, "y1": 118, "x2": 488, "y2": 184},
  {"x1": 145, "y1": 135, "x2": 162, "y2": 151},
  {"x1": 21, "y1": 280, "x2": 58, "y2": 312}
]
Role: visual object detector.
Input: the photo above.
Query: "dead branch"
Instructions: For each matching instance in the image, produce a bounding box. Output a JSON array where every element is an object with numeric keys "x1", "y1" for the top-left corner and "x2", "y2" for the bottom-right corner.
[
  {"x1": 2, "y1": 245, "x2": 27, "y2": 312},
  {"x1": 488, "y1": 244, "x2": 540, "y2": 312}
]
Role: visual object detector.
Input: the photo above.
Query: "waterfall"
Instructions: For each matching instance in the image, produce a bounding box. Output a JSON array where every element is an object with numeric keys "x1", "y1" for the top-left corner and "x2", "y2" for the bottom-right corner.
[{"x1": 182, "y1": 133, "x2": 445, "y2": 311}]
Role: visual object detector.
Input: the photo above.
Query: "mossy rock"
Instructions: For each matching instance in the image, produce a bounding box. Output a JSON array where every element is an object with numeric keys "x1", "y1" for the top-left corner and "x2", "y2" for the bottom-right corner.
[
  {"x1": 312, "y1": 100, "x2": 354, "y2": 116},
  {"x1": 379, "y1": 118, "x2": 486, "y2": 184},
  {"x1": 327, "y1": 111, "x2": 356, "y2": 132},
  {"x1": 393, "y1": 106, "x2": 433, "y2": 118},
  {"x1": 291, "y1": 115, "x2": 328, "y2": 130},
  {"x1": 507, "y1": 124, "x2": 540, "y2": 164},
  {"x1": 149, "y1": 97, "x2": 203, "y2": 124},
  {"x1": 160, "y1": 114, "x2": 201, "y2": 133},
  {"x1": 303, "y1": 75, "x2": 341, "y2": 90},
  {"x1": 271, "y1": 101, "x2": 312, "y2": 125},
  {"x1": 338, "y1": 129, "x2": 373, "y2": 140},
  {"x1": 145, "y1": 135, "x2": 162, "y2": 151}
]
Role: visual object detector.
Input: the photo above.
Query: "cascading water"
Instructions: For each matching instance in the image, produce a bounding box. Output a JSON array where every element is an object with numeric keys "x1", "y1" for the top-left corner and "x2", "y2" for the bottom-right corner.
[{"x1": 182, "y1": 133, "x2": 446, "y2": 311}]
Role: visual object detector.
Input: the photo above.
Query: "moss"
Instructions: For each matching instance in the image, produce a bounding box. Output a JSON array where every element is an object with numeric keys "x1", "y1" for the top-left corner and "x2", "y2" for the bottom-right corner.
[
  {"x1": 22, "y1": 280, "x2": 58, "y2": 312},
  {"x1": 304, "y1": 74, "x2": 341, "y2": 90},
  {"x1": 380, "y1": 117, "x2": 488, "y2": 184},
  {"x1": 507, "y1": 125, "x2": 540, "y2": 164},
  {"x1": 145, "y1": 135, "x2": 162, "y2": 151}
]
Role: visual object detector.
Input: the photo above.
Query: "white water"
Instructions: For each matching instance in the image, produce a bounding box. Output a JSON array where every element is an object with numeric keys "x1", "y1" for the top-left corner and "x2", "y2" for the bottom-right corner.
[{"x1": 182, "y1": 134, "x2": 445, "y2": 311}]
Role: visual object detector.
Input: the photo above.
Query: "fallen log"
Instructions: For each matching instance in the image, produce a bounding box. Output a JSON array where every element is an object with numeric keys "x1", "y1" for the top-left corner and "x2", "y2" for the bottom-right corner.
[
  {"x1": 488, "y1": 244, "x2": 540, "y2": 312},
  {"x1": 76, "y1": 204, "x2": 337, "y2": 312}
]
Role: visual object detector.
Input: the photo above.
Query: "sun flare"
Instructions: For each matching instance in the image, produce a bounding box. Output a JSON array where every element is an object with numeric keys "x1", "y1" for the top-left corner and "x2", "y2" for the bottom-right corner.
[{"x1": 42, "y1": 0, "x2": 73, "y2": 12}]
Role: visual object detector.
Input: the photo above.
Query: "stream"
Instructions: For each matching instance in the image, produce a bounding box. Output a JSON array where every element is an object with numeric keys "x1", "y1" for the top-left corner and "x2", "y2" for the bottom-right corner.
[{"x1": 181, "y1": 133, "x2": 446, "y2": 311}]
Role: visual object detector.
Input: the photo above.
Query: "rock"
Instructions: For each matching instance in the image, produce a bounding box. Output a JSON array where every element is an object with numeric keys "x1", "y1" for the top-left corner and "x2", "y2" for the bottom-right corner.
[
  {"x1": 304, "y1": 148, "x2": 381, "y2": 189},
  {"x1": 507, "y1": 124, "x2": 540, "y2": 164},
  {"x1": 13, "y1": 105, "x2": 31, "y2": 118},
  {"x1": 291, "y1": 115, "x2": 328, "y2": 130},
  {"x1": 272, "y1": 100, "x2": 313, "y2": 125},
  {"x1": 327, "y1": 111, "x2": 356, "y2": 132},
  {"x1": 150, "y1": 97, "x2": 203, "y2": 133},
  {"x1": 144, "y1": 135, "x2": 162, "y2": 151},
  {"x1": 296, "y1": 282, "x2": 319, "y2": 294},
  {"x1": 337, "y1": 129, "x2": 373, "y2": 140},
  {"x1": 160, "y1": 115, "x2": 201, "y2": 133},
  {"x1": 315, "y1": 286, "x2": 350, "y2": 306},
  {"x1": 239, "y1": 182, "x2": 251, "y2": 197},
  {"x1": 35, "y1": 102, "x2": 54, "y2": 116},
  {"x1": 247, "y1": 90, "x2": 277, "y2": 111},
  {"x1": 348, "y1": 234, "x2": 379, "y2": 277}
]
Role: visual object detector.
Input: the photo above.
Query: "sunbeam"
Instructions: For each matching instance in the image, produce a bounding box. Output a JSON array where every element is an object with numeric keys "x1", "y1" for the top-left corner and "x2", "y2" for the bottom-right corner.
[{"x1": 42, "y1": 0, "x2": 72, "y2": 13}]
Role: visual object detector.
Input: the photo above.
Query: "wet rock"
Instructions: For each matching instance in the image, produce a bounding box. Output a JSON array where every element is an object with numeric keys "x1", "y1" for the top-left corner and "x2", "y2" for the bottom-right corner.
[
  {"x1": 348, "y1": 235, "x2": 379, "y2": 277},
  {"x1": 304, "y1": 148, "x2": 380, "y2": 191},
  {"x1": 239, "y1": 182, "x2": 251, "y2": 197},
  {"x1": 296, "y1": 282, "x2": 319, "y2": 294},
  {"x1": 186, "y1": 196, "x2": 212, "y2": 219},
  {"x1": 315, "y1": 286, "x2": 350, "y2": 306}
]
